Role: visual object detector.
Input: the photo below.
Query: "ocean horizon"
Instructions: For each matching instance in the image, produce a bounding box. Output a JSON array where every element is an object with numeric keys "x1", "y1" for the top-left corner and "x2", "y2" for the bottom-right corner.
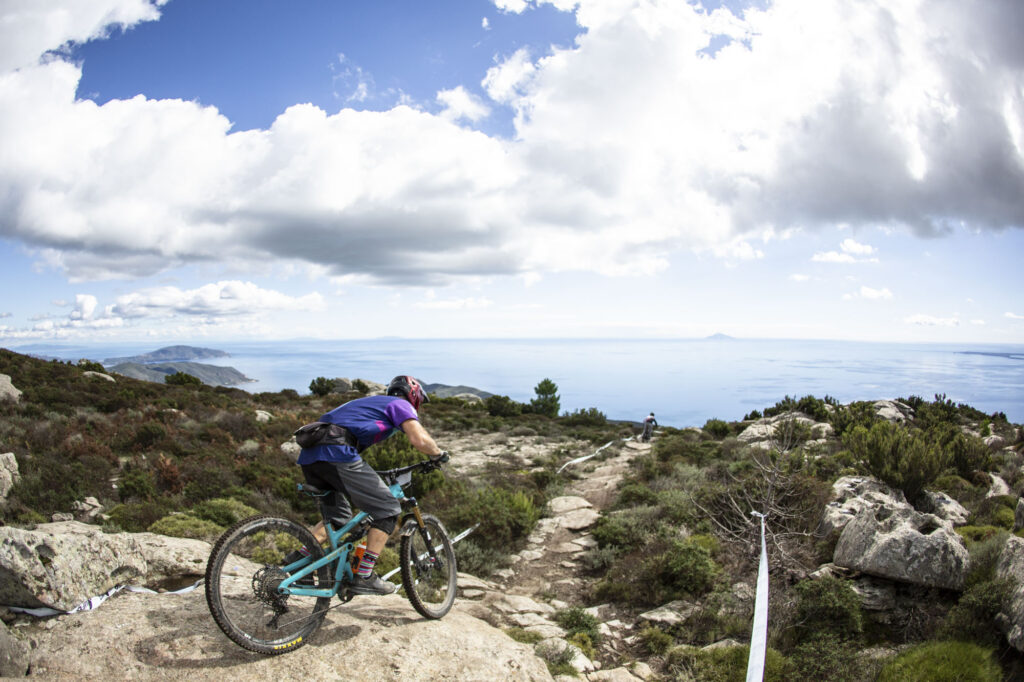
[{"x1": 7, "y1": 337, "x2": 1024, "y2": 427}]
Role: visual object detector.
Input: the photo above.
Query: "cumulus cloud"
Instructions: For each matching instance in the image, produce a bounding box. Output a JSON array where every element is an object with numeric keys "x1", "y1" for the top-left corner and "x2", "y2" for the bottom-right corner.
[
  {"x1": 813, "y1": 238, "x2": 880, "y2": 263},
  {"x1": 0, "y1": 0, "x2": 1021, "y2": 289},
  {"x1": 858, "y1": 286, "x2": 893, "y2": 300},
  {"x1": 437, "y1": 86, "x2": 491, "y2": 123},
  {"x1": 1007, "y1": 312, "x2": 1024, "y2": 320},
  {"x1": 110, "y1": 281, "x2": 325, "y2": 318},
  {"x1": 905, "y1": 314, "x2": 960, "y2": 327}
]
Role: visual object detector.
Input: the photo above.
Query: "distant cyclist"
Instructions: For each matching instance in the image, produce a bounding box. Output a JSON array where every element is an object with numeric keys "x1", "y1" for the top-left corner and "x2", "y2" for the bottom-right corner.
[
  {"x1": 289, "y1": 375, "x2": 447, "y2": 595},
  {"x1": 641, "y1": 412, "x2": 657, "y2": 442}
]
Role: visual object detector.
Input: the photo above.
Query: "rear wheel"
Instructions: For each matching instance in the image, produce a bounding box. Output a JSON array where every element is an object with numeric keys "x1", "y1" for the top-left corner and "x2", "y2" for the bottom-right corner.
[
  {"x1": 399, "y1": 514, "x2": 457, "y2": 619},
  {"x1": 205, "y1": 515, "x2": 331, "y2": 654}
]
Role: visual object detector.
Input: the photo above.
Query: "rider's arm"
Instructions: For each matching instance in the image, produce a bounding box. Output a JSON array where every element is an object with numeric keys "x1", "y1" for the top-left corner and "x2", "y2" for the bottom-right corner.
[{"x1": 400, "y1": 418, "x2": 443, "y2": 457}]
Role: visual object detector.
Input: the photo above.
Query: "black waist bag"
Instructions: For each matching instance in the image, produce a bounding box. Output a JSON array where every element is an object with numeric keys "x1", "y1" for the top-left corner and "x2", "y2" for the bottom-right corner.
[{"x1": 293, "y1": 422, "x2": 358, "y2": 449}]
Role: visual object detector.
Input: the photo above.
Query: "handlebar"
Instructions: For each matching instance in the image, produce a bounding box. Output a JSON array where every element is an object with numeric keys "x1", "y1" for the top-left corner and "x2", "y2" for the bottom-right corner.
[{"x1": 376, "y1": 452, "x2": 450, "y2": 486}]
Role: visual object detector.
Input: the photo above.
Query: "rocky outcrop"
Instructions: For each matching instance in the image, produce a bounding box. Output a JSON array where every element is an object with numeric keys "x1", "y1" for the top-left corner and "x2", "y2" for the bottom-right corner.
[
  {"x1": 987, "y1": 474, "x2": 1011, "y2": 498},
  {"x1": 0, "y1": 522, "x2": 208, "y2": 611},
  {"x1": 919, "y1": 490, "x2": 970, "y2": 526},
  {"x1": 818, "y1": 476, "x2": 907, "y2": 537},
  {"x1": 997, "y1": 536, "x2": 1024, "y2": 653},
  {"x1": 833, "y1": 506, "x2": 969, "y2": 591},
  {"x1": 0, "y1": 453, "x2": 20, "y2": 502},
  {"x1": 0, "y1": 375, "x2": 20, "y2": 402},
  {"x1": 873, "y1": 399, "x2": 913, "y2": 422},
  {"x1": 82, "y1": 371, "x2": 115, "y2": 382},
  {"x1": 737, "y1": 412, "x2": 832, "y2": 450},
  {"x1": 254, "y1": 409, "x2": 272, "y2": 423}
]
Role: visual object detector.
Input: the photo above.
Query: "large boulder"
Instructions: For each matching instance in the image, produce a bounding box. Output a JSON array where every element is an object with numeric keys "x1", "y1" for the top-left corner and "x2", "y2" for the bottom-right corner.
[
  {"x1": 833, "y1": 506, "x2": 969, "y2": 591},
  {"x1": 0, "y1": 453, "x2": 20, "y2": 502},
  {"x1": 818, "y1": 476, "x2": 907, "y2": 537},
  {"x1": 0, "y1": 521, "x2": 209, "y2": 611},
  {"x1": 737, "y1": 412, "x2": 832, "y2": 450},
  {"x1": 0, "y1": 374, "x2": 20, "y2": 402},
  {"x1": 997, "y1": 536, "x2": 1024, "y2": 653},
  {"x1": 873, "y1": 400, "x2": 913, "y2": 422}
]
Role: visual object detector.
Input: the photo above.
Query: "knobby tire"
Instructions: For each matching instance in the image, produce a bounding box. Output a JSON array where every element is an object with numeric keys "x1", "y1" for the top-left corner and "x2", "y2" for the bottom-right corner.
[
  {"x1": 399, "y1": 514, "x2": 458, "y2": 619},
  {"x1": 205, "y1": 515, "x2": 331, "y2": 655}
]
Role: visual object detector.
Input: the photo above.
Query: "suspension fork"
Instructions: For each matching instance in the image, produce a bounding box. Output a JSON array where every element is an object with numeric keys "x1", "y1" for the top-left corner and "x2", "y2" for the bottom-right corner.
[{"x1": 400, "y1": 498, "x2": 439, "y2": 562}]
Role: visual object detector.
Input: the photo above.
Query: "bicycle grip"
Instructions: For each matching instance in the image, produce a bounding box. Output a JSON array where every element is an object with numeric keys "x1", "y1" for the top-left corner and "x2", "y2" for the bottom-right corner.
[{"x1": 438, "y1": 451, "x2": 450, "y2": 463}]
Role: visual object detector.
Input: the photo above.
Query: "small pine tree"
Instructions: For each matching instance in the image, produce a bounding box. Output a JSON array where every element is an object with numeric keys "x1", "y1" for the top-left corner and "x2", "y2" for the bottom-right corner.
[
  {"x1": 530, "y1": 378, "x2": 560, "y2": 418},
  {"x1": 309, "y1": 376, "x2": 334, "y2": 396}
]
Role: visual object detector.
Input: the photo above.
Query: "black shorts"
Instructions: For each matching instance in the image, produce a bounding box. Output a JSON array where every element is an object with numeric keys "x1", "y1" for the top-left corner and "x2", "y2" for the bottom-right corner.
[{"x1": 301, "y1": 459, "x2": 402, "y2": 531}]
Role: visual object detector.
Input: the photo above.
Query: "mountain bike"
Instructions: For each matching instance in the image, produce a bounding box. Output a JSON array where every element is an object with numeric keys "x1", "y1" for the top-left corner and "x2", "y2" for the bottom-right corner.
[{"x1": 204, "y1": 454, "x2": 457, "y2": 655}]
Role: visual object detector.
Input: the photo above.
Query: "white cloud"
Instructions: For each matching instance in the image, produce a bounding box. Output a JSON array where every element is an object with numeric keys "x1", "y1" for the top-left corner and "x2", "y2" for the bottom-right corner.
[
  {"x1": 812, "y1": 238, "x2": 880, "y2": 264},
  {"x1": 111, "y1": 281, "x2": 325, "y2": 318},
  {"x1": 414, "y1": 297, "x2": 493, "y2": 310},
  {"x1": 840, "y1": 238, "x2": 875, "y2": 256},
  {"x1": 970, "y1": 319, "x2": 985, "y2": 325},
  {"x1": 0, "y1": 312, "x2": 11, "y2": 319},
  {"x1": 1, "y1": 0, "x2": 1022, "y2": 290},
  {"x1": 905, "y1": 314, "x2": 960, "y2": 327},
  {"x1": 1006, "y1": 312, "x2": 1024, "y2": 320},
  {"x1": 437, "y1": 86, "x2": 491, "y2": 123},
  {"x1": 788, "y1": 273, "x2": 809, "y2": 282},
  {"x1": 70, "y1": 294, "x2": 98, "y2": 320},
  {"x1": 813, "y1": 251, "x2": 858, "y2": 264},
  {"x1": 482, "y1": 17, "x2": 491, "y2": 30},
  {"x1": 858, "y1": 286, "x2": 893, "y2": 300}
]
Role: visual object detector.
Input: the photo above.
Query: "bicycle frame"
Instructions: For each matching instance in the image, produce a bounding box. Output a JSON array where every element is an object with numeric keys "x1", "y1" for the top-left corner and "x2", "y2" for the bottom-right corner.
[{"x1": 277, "y1": 468, "x2": 418, "y2": 598}]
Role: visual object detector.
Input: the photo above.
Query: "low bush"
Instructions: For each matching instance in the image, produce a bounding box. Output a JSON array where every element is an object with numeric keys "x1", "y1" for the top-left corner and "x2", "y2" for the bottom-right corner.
[
  {"x1": 554, "y1": 606, "x2": 601, "y2": 643},
  {"x1": 639, "y1": 626, "x2": 673, "y2": 655},
  {"x1": 666, "y1": 644, "x2": 794, "y2": 681},
  {"x1": 846, "y1": 421, "x2": 947, "y2": 505},
  {"x1": 877, "y1": 641, "x2": 1001, "y2": 682},
  {"x1": 703, "y1": 418, "x2": 731, "y2": 438},
  {"x1": 148, "y1": 512, "x2": 224, "y2": 541}
]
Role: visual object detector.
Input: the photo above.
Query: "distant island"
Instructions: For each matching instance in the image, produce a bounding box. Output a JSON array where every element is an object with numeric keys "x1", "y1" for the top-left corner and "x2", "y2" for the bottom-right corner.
[
  {"x1": 104, "y1": 345, "x2": 230, "y2": 365},
  {"x1": 107, "y1": 361, "x2": 253, "y2": 387},
  {"x1": 705, "y1": 333, "x2": 735, "y2": 340}
]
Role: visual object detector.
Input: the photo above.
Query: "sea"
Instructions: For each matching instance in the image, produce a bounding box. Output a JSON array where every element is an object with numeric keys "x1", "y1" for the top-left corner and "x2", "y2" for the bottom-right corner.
[{"x1": 7, "y1": 338, "x2": 1024, "y2": 428}]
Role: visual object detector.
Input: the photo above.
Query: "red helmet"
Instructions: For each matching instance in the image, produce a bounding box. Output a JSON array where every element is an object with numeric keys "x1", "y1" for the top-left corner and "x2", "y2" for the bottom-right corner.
[{"x1": 387, "y1": 375, "x2": 429, "y2": 410}]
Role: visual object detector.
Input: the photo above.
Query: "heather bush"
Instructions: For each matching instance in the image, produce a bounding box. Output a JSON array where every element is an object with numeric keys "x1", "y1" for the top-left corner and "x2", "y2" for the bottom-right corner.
[
  {"x1": 877, "y1": 641, "x2": 1000, "y2": 682},
  {"x1": 666, "y1": 644, "x2": 794, "y2": 681},
  {"x1": 703, "y1": 418, "x2": 730, "y2": 438},
  {"x1": 148, "y1": 513, "x2": 224, "y2": 541}
]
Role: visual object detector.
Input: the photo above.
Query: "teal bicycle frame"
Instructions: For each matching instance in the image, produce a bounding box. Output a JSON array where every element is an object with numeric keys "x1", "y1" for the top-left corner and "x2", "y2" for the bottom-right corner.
[{"x1": 275, "y1": 476, "x2": 409, "y2": 598}]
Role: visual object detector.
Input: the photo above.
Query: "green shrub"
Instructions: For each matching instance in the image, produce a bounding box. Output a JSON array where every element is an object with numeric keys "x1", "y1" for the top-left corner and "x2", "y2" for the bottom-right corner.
[
  {"x1": 591, "y1": 505, "x2": 662, "y2": 552},
  {"x1": 454, "y1": 538, "x2": 508, "y2": 577},
  {"x1": 789, "y1": 632, "x2": 862, "y2": 681},
  {"x1": 165, "y1": 371, "x2": 201, "y2": 386},
  {"x1": 846, "y1": 421, "x2": 947, "y2": 505},
  {"x1": 877, "y1": 641, "x2": 1000, "y2": 682},
  {"x1": 639, "y1": 626, "x2": 673, "y2": 655},
  {"x1": 148, "y1": 512, "x2": 224, "y2": 541},
  {"x1": 561, "y1": 407, "x2": 607, "y2": 427},
  {"x1": 133, "y1": 422, "x2": 167, "y2": 449},
  {"x1": 107, "y1": 499, "x2": 176, "y2": 532},
  {"x1": 793, "y1": 576, "x2": 863, "y2": 638},
  {"x1": 553, "y1": 606, "x2": 601, "y2": 642},
  {"x1": 536, "y1": 640, "x2": 577, "y2": 677},
  {"x1": 503, "y1": 627, "x2": 543, "y2": 645},
  {"x1": 660, "y1": 537, "x2": 719, "y2": 596},
  {"x1": 949, "y1": 433, "x2": 991, "y2": 478},
  {"x1": 667, "y1": 644, "x2": 794, "y2": 682},
  {"x1": 703, "y1": 418, "x2": 731, "y2": 438},
  {"x1": 352, "y1": 379, "x2": 369, "y2": 393},
  {"x1": 956, "y1": 525, "x2": 1004, "y2": 543},
  {"x1": 192, "y1": 498, "x2": 259, "y2": 526},
  {"x1": 484, "y1": 394, "x2": 522, "y2": 417},
  {"x1": 119, "y1": 468, "x2": 157, "y2": 502},
  {"x1": 972, "y1": 495, "x2": 1017, "y2": 530},
  {"x1": 309, "y1": 376, "x2": 333, "y2": 397}
]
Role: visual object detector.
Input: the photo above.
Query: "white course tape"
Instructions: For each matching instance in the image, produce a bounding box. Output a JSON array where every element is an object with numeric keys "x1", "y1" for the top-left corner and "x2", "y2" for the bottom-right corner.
[
  {"x1": 557, "y1": 436, "x2": 634, "y2": 474},
  {"x1": 381, "y1": 523, "x2": 479, "y2": 581},
  {"x1": 8, "y1": 579, "x2": 203, "y2": 618},
  {"x1": 745, "y1": 511, "x2": 769, "y2": 682}
]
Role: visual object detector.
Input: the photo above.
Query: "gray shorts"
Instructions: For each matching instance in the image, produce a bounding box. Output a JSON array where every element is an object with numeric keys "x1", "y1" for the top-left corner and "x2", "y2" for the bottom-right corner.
[{"x1": 301, "y1": 459, "x2": 402, "y2": 531}]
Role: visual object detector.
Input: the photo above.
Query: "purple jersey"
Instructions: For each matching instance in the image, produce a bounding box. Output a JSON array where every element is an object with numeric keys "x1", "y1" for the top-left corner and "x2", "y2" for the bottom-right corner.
[{"x1": 297, "y1": 395, "x2": 418, "y2": 465}]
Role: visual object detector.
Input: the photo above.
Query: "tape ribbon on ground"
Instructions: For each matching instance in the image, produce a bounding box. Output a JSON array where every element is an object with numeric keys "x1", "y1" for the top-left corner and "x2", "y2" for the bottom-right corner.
[{"x1": 745, "y1": 511, "x2": 769, "y2": 682}]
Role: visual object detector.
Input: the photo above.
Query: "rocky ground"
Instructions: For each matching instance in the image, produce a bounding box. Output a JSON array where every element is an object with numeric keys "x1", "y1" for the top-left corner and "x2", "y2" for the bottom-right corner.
[{"x1": 1, "y1": 431, "x2": 656, "y2": 681}]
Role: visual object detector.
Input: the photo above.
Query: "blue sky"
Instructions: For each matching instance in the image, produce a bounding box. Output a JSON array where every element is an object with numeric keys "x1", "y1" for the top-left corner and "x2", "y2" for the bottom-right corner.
[{"x1": 0, "y1": 0, "x2": 1022, "y2": 346}]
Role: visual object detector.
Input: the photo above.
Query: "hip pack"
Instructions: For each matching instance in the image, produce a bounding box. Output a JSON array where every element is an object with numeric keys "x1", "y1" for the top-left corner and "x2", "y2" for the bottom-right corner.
[{"x1": 293, "y1": 422, "x2": 358, "y2": 449}]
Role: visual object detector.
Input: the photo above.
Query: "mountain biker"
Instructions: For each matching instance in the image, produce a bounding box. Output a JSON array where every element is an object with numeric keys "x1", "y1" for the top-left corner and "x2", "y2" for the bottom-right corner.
[
  {"x1": 291, "y1": 375, "x2": 447, "y2": 596},
  {"x1": 642, "y1": 412, "x2": 657, "y2": 442}
]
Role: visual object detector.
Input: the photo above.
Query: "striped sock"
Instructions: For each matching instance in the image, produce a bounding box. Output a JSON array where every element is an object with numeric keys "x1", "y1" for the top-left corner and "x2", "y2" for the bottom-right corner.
[{"x1": 356, "y1": 549, "x2": 379, "y2": 577}]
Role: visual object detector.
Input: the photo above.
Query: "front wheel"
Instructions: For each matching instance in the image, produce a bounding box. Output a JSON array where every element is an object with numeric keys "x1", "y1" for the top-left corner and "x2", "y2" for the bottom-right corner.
[
  {"x1": 399, "y1": 514, "x2": 457, "y2": 619},
  {"x1": 205, "y1": 515, "x2": 331, "y2": 655}
]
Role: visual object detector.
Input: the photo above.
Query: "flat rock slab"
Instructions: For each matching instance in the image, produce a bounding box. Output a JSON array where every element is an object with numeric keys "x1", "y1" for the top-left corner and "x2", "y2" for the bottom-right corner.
[
  {"x1": 557, "y1": 509, "x2": 601, "y2": 531},
  {"x1": 548, "y1": 496, "x2": 593, "y2": 515},
  {"x1": 24, "y1": 590, "x2": 555, "y2": 681}
]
